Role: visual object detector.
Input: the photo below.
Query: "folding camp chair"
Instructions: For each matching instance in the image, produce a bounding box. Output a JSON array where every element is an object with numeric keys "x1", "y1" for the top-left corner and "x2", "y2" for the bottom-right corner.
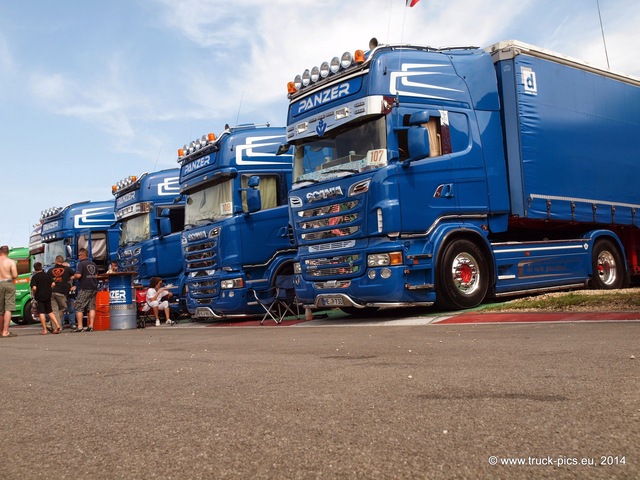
[
  {"x1": 251, "y1": 275, "x2": 300, "y2": 325},
  {"x1": 168, "y1": 297, "x2": 191, "y2": 324},
  {"x1": 135, "y1": 288, "x2": 152, "y2": 328}
]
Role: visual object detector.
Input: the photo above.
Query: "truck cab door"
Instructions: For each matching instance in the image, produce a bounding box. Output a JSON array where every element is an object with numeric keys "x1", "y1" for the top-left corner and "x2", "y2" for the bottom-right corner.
[{"x1": 395, "y1": 110, "x2": 456, "y2": 233}]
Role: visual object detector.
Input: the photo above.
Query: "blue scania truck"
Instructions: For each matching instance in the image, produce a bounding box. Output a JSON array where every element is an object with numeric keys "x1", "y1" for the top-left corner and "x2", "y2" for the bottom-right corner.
[
  {"x1": 178, "y1": 123, "x2": 295, "y2": 319},
  {"x1": 284, "y1": 40, "x2": 640, "y2": 312},
  {"x1": 40, "y1": 200, "x2": 119, "y2": 272},
  {"x1": 112, "y1": 169, "x2": 185, "y2": 294}
]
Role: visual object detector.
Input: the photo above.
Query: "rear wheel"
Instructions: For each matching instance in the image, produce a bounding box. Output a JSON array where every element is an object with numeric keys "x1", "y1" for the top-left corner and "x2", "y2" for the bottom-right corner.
[
  {"x1": 436, "y1": 239, "x2": 489, "y2": 310},
  {"x1": 590, "y1": 239, "x2": 625, "y2": 289}
]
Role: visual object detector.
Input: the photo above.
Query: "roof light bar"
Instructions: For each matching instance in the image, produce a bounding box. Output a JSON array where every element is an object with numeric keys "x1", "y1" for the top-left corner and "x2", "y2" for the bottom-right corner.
[
  {"x1": 111, "y1": 175, "x2": 138, "y2": 196},
  {"x1": 177, "y1": 132, "x2": 217, "y2": 161},
  {"x1": 40, "y1": 206, "x2": 64, "y2": 220},
  {"x1": 287, "y1": 47, "x2": 367, "y2": 96}
]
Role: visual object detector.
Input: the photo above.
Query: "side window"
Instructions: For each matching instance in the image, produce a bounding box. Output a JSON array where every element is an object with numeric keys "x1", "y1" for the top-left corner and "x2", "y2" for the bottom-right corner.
[
  {"x1": 446, "y1": 111, "x2": 470, "y2": 154},
  {"x1": 241, "y1": 175, "x2": 281, "y2": 212},
  {"x1": 401, "y1": 110, "x2": 471, "y2": 158}
]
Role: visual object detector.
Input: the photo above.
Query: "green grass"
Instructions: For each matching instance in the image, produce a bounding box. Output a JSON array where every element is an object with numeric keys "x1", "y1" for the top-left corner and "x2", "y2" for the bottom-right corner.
[{"x1": 482, "y1": 291, "x2": 640, "y2": 312}]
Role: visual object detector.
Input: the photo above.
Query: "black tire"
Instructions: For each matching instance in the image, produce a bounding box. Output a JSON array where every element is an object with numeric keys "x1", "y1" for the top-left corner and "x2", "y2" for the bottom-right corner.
[
  {"x1": 590, "y1": 239, "x2": 625, "y2": 289},
  {"x1": 436, "y1": 239, "x2": 489, "y2": 310},
  {"x1": 13, "y1": 300, "x2": 34, "y2": 325}
]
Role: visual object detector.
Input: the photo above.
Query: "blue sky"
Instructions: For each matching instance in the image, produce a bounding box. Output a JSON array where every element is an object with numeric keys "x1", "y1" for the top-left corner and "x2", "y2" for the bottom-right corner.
[{"x1": 1, "y1": 0, "x2": 638, "y2": 248}]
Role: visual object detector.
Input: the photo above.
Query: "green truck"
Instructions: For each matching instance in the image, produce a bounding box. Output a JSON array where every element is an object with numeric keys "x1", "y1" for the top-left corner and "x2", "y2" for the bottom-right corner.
[{"x1": 9, "y1": 246, "x2": 34, "y2": 325}]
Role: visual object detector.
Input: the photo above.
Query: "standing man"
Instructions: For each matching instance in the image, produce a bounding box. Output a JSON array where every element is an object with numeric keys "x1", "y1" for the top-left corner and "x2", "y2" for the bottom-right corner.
[
  {"x1": 49, "y1": 255, "x2": 75, "y2": 330},
  {"x1": 73, "y1": 248, "x2": 98, "y2": 332},
  {"x1": 30, "y1": 262, "x2": 61, "y2": 335},
  {"x1": 0, "y1": 245, "x2": 18, "y2": 338}
]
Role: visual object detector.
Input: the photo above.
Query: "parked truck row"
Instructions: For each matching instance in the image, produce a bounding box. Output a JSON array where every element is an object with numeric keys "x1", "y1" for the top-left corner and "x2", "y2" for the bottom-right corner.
[{"x1": 13, "y1": 40, "x2": 640, "y2": 325}]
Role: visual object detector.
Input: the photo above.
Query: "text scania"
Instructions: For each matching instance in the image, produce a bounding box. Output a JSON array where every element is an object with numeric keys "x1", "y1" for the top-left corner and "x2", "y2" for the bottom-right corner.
[
  {"x1": 183, "y1": 156, "x2": 211, "y2": 175},
  {"x1": 297, "y1": 83, "x2": 350, "y2": 114},
  {"x1": 306, "y1": 186, "x2": 344, "y2": 202}
]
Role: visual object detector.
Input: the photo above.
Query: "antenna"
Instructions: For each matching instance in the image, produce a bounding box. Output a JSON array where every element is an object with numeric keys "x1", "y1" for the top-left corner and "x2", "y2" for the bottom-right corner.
[
  {"x1": 596, "y1": 0, "x2": 610, "y2": 69},
  {"x1": 147, "y1": 144, "x2": 162, "y2": 190},
  {"x1": 235, "y1": 91, "x2": 244, "y2": 127}
]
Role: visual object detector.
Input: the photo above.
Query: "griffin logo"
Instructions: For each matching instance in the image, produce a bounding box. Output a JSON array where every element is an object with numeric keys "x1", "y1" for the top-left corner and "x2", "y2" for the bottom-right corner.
[{"x1": 315, "y1": 119, "x2": 327, "y2": 137}]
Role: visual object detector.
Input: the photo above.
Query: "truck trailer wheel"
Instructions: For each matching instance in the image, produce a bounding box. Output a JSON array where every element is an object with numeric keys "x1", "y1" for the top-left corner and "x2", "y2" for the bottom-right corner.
[
  {"x1": 591, "y1": 239, "x2": 625, "y2": 289},
  {"x1": 436, "y1": 239, "x2": 489, "y2": 310}
]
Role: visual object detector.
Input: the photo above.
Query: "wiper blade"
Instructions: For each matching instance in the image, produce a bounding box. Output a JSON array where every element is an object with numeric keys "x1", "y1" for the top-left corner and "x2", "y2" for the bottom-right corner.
[{"x1": 293, "y1": 178, "x2": 318, "y2": 186}]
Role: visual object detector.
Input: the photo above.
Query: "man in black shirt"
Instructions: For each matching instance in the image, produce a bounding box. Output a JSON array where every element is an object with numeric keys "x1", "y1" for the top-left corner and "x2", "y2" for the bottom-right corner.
[
  {"x1": 49, "y1": 255, "x2": 75, "y2": 330},
  {"x1": 30, "y1": 262, "x2": 61, "y2": 335},
  {"x1": 73, "y1": 248, "x2": 98, "y2": 332}
]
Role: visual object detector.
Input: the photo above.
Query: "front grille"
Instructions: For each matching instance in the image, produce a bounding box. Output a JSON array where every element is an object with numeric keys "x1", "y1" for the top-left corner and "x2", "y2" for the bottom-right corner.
[{"x1": 307, "y1": 265, "x2": 360, "y2": 277}]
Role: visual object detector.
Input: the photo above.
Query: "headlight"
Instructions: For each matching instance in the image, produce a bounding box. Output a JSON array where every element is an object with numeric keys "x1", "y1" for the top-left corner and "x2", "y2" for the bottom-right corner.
[
  {"x1": 302, "y1": 69, "x2": 311, "y2": 87},
  {"x1": 340, "y1": 51, "x2": 353, "y2": 69},
  {"x1": 367, "y1": 252, "x2": 403, "y2": 267},
  {"x1": 221, "y1": 278, "x2": 244, "y2": 289},
  {"x1": 293, "y1": 74, "x2": 302, "y2": 90},
  {"x1": 320, "y1": 61, "x2": 330, "y2": 78},
  {"x1": 310, "y1": 66, "x2": 320, "y2": 83},
  {"x1": 293, "y1": 262, "x2": 302, "y2": 274},
  {"x1": 330, "y1": 56, "x2": 340, "y2": 74}
]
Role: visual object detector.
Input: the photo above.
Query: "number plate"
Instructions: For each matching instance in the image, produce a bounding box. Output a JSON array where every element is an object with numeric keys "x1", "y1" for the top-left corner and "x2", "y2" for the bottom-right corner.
[
  {"x1": 320, "y1": 297, "x2": 345, "y2": 307},
  {"x1": 195, "y1": 308, "x2": 211, "y2": 318}
]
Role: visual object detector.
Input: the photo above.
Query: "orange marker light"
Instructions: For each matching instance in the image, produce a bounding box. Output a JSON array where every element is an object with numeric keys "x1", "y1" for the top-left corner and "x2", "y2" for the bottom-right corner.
[
  {"x1": 178, "y1": 148, "x2": 185, "y2": 157},
  {"x1": 207, "y1": 133, "x2": 216, "y2": 142},
  {"x1": 287, "y1": 81, "x2": 297, "y2": 94},
  {"x1": 354, "y1": 49, "x2": 365, "y2": 64}
]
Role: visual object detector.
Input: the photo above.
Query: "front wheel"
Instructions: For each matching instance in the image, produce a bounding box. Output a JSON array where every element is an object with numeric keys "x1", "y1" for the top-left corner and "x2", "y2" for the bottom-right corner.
[
  {"x1": 436, "y1": 239, "x2": 489, "y2": 310},
  {"x1": 590, "y1": 239, "x2": 625, "y2": 289}
]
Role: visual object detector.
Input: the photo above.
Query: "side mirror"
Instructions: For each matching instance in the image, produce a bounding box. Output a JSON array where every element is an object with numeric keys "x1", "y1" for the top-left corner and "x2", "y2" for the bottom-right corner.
[
  {"x1": 276, "y1": 143, "x2": 291, "y2": 156},
  {"x1": 66, "y1": 245, "x2": 73, "y2": 259},
  {"x1": 157, "y1": 208, "x2": 173, "y2": 237},
  {"x1": 404, "y1": 110, "x2": 440, "y2": 163},
  {"x1": 244, "y1": 176, "x2": 261, "y2": 214},
  {"x1": 407, "y1": 126, "x2": 431, "y2": 160}
]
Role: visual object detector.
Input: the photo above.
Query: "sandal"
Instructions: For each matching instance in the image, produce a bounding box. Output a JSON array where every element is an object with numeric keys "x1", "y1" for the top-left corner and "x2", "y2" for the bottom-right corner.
[
  {"x1": 40, "y1": 331, "x2": 48, "y2": 335},
  {"x1": 53, "y1": 328, "x2": 61, "y2": 334},
  {"x1": 1, "y1": 332, "x2": 17, "y2": 338}
]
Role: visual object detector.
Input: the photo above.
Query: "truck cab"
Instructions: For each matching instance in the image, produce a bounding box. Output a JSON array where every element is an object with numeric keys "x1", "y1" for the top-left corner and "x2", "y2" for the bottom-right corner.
[
  {"x1": 112, "y1": 169, "x2": 185, "y2": 296},
  {"x1": 40, "y1": 200, "x2": 119, "y2": 273},
  {"x1": 178, "y1": 124, "x2": 295, "y2": 319}
]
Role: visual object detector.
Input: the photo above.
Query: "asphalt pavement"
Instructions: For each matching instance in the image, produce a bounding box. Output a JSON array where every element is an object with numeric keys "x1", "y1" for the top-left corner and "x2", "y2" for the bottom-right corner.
[{"x1": 1, "y1": 316, "x2": 638, "y2": 479}]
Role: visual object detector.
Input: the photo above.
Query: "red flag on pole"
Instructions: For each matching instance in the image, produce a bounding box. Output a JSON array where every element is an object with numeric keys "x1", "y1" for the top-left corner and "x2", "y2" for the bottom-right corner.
[{"x1": 406, "y1": 0, "x2": 421, "y2": 6}]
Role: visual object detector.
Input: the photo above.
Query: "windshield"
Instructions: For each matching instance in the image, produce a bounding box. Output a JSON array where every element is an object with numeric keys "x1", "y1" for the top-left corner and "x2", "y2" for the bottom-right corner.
[
  {"x1": 119, "y1": 213, "x2": 150, "y2": 246},
  {"x1": 44, "y1": 239, "x2": 67, "y2": 266},
  {"x1": 184, "y1": 178, "x2": 234, "y2": 227},
  {"x1": 293, "y1": 117, "x2": 388, "y2": 184}
]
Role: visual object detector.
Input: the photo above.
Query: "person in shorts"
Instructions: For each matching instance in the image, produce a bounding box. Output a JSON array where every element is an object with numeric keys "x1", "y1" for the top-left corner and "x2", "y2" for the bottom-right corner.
[
  {"x1": 49, "y1": 255, "x2": 75, "y2": 330},
  {"x1": 0, "y1": 245, "x2": 18, "y2": 337},
  {"x1": 145, "y1": 277, "x2": 174, "y2": 326},
  {"x1": 30, "y1": 262, "x2": 61, "y2": 335},
  {"x1": 73, "y1": 248, "x2": 98, "y2": 332}
]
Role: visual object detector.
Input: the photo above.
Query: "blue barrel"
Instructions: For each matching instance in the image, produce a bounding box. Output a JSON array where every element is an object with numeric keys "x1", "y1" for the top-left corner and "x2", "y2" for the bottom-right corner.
[{"x1": 108, "y1": 272, "x2": 137, "y2": 330}]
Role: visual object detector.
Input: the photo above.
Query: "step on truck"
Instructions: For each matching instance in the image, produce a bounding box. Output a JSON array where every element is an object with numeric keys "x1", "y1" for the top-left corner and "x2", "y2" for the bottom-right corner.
[
  {"x1": 40, "y1": 200, "x2": 119, "y2": 273},
  {"x1": 112, "y1": 169, "x2": 185, "y2": 298},
  {"x1": 284, "y1": 40, "x2": 640, "y2": 312},
  {"x1": 178, "y1": 123, "x2": 295, "y2": 319}
]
